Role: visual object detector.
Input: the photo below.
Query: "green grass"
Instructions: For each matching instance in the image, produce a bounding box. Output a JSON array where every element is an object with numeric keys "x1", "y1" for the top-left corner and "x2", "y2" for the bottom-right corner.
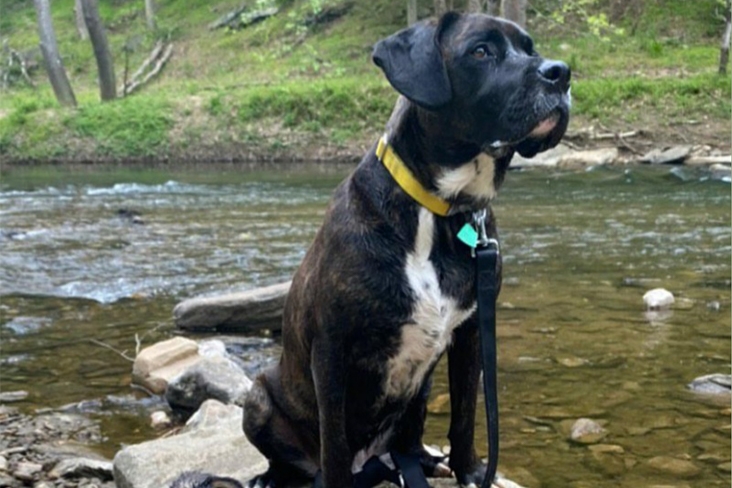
[
  {"x1": 0, "y1": 0, "x2": 729, "y2": 162},
  {"x1": 66, "y1": 95, "x2": 172, "y2": 157},
  {"x1": 572, "y1": 73, "x2": 731, "y2": 121}
]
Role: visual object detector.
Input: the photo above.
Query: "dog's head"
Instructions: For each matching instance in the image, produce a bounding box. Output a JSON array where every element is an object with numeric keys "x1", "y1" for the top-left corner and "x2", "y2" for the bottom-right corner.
[{"x1": 373, "y1": 12, "x2": 570, "y2": 159}]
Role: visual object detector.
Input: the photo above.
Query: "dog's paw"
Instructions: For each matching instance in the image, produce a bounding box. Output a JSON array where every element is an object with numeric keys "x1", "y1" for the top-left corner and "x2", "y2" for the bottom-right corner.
[
  {"x1": 418, "y1": 445, "x2": 451, "y2": 478},
  {"x1": 453, "y1": 462, "x2": 487, "y2": 488}
]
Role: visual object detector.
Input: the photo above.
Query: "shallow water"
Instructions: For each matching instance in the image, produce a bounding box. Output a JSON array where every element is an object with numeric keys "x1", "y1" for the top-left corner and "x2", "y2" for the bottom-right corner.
[{"x1": 0, "y1": 163, "x2": 729, "y2": 486}]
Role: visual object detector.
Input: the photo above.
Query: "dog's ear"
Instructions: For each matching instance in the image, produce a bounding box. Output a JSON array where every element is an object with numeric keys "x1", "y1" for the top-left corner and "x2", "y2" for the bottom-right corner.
[{"x1": 372, "y1": 13, "x2": 460, "y2": 111}]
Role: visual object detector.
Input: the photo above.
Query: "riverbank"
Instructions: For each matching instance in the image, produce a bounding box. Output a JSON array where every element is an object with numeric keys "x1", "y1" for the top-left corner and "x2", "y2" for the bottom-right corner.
[{"x1": 0, "y1": 0, "x2": 729, "y2": 165}]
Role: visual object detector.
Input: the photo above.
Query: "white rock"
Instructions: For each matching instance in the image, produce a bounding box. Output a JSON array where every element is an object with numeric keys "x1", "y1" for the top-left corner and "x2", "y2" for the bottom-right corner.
[
  {"x1": 113, "y1": 400, "x2": 267, "y2": 488},
  {"x1": 132, "y1": 337, "x2": 201, "y2": 394},
  {"x1": 643, "y1": 288, "x2": 675, "y2": 310},
  {"x1": 150, "y1": 410, "x2": 172, "y2": 429}
]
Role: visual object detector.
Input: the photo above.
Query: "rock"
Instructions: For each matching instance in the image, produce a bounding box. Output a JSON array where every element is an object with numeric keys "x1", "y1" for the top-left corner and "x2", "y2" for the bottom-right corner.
[
  {"x1": 557, "y1": 147, "x2": 619, "y2": 167},
  {"x1": 646, "y1": 456, "x2": 701, "y2": 478},
  {"x1": 710, "y1": 163, "x2": 732, "y2": 181},
  {"x1": 556, "y1": 356, "x2": 588, "y2": 368},
  {"x1": 586, "y1": 444, "x2": 626, "y2": 476},
  {"x1": 510, "y1": 144, "x2": 572, "y2": 168},
  {"x1": 643, "y1": 288, "x2": 674, "y2": 310},
  {"x1": 641, "y1": 145, "x2": 692, "y2": 164},
  {"x1": 13, "y1": 461, "x2": 42, "y2": 481},
  {"x1": 132, "y1": 337, "x2": 200, "y2": 394},
  {"x1": 717, "y1": 461, "x2": 731, "y2": 473},
  {"x1": 685, "y1": 155, "x2": 731, "y2": 165},
  {"x1": 687, "y1": 374, "x2": 732, "y2": 395},
  {"x1": 411, "y1": 474, "x2": 525, "y2": 488},
  {"x1": 588, "y1": 444, "x2": 624, "y2": 454},
  {"x1": 113, "y1": 400, "x2": 268, "y2": 488},
  {"x1": 0, "y1": 391, "x2": 28, "y2": 403},
  {"x1": 165, "y1": 340, "x2": 253, "y2": 414},
  {"x1": 0, "y1": 474, "x2": 20, "y2": 487},
  {"x1": 569, "y1": 418, "x2": 608, "y2": 444},
  {"x1": 427, "y1": 393, "x2": 451, "y2": 415},
  {"x1": 174, "y1": 282, "x2": 291, "y2": 332},
  {"x1": 0, "y1": 455, "x2": 7, "y2": 471},
  {"x1": 150, "y1": 410, "x2": 172, "y2": 429},
  {"x1": 169, "y1": 471, "x2": 244, "y2": 488},
  {"x1": 48, "y1": 457, "x2": 113, "y2": 480},
  {"x1": 499, "y1": 466, "x2": 538, "y2": 488}
]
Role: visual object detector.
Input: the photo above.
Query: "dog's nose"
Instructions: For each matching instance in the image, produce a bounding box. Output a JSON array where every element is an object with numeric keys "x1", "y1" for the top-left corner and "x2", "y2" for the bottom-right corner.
[{"x1": 538, "y1": 60, "x2": 571, "y2": 92}]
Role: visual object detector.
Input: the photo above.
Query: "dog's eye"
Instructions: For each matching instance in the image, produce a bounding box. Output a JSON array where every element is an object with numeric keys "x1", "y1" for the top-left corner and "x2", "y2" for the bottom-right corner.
[{"x1": 472, "y1": 45, "x2": 493, "y2": 59}]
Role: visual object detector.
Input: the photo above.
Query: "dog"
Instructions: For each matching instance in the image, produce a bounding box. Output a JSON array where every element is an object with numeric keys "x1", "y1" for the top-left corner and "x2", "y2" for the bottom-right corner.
[{"x1": 243, "y1": 11, "x2": 570, "y2": 488}]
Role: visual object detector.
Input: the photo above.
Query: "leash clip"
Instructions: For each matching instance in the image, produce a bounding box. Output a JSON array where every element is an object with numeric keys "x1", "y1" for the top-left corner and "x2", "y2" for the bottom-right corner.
[{"x1": 471, "y1": 209, "x2": 499, "y2": 257}]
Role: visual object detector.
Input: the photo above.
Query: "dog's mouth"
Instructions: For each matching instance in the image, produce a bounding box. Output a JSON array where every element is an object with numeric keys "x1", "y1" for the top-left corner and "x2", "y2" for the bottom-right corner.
[
  {"x1": 484, "y1": 108, "x2": 566, "y2": 158},
  {"x1": 527, "y1": 112, "x2": 560, "y2": 139}
]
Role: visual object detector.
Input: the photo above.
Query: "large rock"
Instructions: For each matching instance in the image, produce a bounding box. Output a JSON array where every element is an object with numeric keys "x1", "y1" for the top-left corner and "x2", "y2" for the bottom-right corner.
[
  {"x1": 113, "y1": 400, "x2": 268, "y2": 488},
  {"x1": 166, "y1": 340, "x2": 254, "y2": 414},
  {"x1": 641, "y1": 145, "x2": 692, "y2": 164},
  {"x1": 557, "y1": 147, "x2": 619, "y2": 167},
  {"x1": 174, "y1": 282, "x2": 291, "y2": 332},
  {"x1": 510, "y1": 144, "x2": 572, "y2": 168},
  {"x1": 132, "y1": 337, "x2": 201, "y2": 394}
]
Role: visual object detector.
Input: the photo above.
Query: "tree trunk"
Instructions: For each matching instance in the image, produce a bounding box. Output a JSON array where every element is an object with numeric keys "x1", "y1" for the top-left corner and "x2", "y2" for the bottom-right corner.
[
  {"x1": 81, "y1": 0, "x2": 116, "y2": 101},
  {"x1": 74, "y1": 0, "x2": 89, "y2": 40},
  {"x1": 434, "y1": 0, "x2": 447, "y2": 17},
  {"x1": 407, "y1": 0, "x2": 417, "y2": 25},
  {"x1": 33, "y1": 0, "x2": 76, "y2": 107},
  {"x1": 501, "y1": 0, "x2": 526, "y2": 27},
  {"x1": 720, "y1": 0, "x2": 731, "y2": 75},
  {"x1": 486, "y1": 0, "x2": 499, "y2": 15},
  {"x1": 468, "y1": 0, "x2": 484, "y2": 13},
  {"x1": 145, "y1": 0, "x2": 156, "y2": 30}
]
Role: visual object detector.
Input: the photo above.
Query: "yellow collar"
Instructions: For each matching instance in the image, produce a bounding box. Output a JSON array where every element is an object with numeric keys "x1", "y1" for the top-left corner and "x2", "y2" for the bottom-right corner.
[{"x1": 375, "y1": 136, "x2": 451, "y2": 217}]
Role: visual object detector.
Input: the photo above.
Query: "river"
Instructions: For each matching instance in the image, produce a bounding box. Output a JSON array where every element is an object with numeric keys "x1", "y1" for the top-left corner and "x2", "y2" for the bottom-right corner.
[{"x1": 0, "y1": 163, "x2": 729, "y2": 487}]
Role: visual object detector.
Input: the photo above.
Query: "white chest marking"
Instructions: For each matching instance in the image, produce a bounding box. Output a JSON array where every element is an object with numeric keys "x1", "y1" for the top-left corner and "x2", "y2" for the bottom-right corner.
[
  {"x1": 435, "y1": 153, "x2": 497, "y2": 201},
  {"x1": 385, "y1": 208, "x2": 476, "y2": 399}
]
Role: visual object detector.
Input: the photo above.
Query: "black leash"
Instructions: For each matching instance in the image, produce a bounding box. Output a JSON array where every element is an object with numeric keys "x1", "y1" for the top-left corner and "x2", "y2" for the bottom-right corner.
[{"x1": 475, "y1": 237, "x2": 500, "y2": 488}]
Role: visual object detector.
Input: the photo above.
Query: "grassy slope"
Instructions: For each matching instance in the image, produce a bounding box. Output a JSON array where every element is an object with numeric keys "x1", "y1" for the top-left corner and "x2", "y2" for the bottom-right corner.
[{"x1": 0, "y1": 0, "x2": 729, "y2": 163}]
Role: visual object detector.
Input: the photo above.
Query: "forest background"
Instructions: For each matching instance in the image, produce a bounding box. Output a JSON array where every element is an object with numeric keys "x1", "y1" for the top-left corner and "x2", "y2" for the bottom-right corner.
[{"x1": 0, "y1": 0, "x2": 730, "y2": 164}]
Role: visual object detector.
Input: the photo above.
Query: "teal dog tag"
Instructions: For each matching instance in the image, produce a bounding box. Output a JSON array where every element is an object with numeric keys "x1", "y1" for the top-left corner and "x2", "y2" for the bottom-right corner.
[{"x1": 457, "y1": 223, "x2": 478, "y2": 248}]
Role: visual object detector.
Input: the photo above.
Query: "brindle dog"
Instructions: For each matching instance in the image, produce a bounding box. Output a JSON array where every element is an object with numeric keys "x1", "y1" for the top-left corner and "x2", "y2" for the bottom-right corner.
[{"x1": 243, "y1": 11, "x2": 570, "y2": 488}]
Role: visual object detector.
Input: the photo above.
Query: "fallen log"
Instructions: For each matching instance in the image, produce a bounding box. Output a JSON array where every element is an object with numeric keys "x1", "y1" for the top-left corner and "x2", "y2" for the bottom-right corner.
[
  {"x1": 120, "y1": 40, "x2": 172, "y2": 96},
  {"x1": 174, "y1": 281, "x2": 291, "y2": 333}
]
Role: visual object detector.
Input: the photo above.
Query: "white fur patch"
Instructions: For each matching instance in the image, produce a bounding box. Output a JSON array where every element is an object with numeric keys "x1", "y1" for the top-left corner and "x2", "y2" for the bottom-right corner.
[
  {"x1": 384, "y1": 208, "x2": 476, "y2": 399},
  {"x1": 435, "y1": 153, "x2": 496, "y2": 201},
  {"x1": 351, "y1": 427, "x2": 395, "y2": 474}
]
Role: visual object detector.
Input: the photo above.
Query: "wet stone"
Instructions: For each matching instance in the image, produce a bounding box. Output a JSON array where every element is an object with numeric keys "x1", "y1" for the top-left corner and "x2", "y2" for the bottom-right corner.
[
  {"x1": 0, "y1": 391, "x2": 28, "y2": 403},
  {"x1": 646, "y1": 456, "x2": 701, "y2": 478},
  {"x1": 0, "y1": 474, "x2": 20, "y2": 487},
  {"x1": 48, "y1": 457, "x2": 113, "y2": 480},
  {"x1": 14, "y1": 461, "x2": 43, "y2": 481},
  {"x1": 687, "y1": 374, "x2": 731, "y2": 395},
  {"x1": 569, "y1": 418, "x2": 608, "y2": 444}
]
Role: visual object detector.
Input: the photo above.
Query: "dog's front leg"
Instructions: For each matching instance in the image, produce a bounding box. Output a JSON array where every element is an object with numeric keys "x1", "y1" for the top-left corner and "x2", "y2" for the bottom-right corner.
[
  {"x1": 447, "y1": 318, "x2": 486, "y2": 486},
  {"x1": 312, "y1": 335, "x2": 353, "y2": 488}
]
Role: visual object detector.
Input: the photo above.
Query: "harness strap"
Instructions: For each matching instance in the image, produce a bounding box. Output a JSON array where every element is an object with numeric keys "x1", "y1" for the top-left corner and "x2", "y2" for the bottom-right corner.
[
  {"x1": 391, "y1": 452, "x2": 429, "y2": 488},
  {"x1": 476, "y1": 242, "x2": 500, "y2": 488}
]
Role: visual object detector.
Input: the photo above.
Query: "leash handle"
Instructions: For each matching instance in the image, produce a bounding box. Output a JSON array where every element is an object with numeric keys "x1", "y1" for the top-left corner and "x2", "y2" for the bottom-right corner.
[{"x1": 475, "y1": 242, "x2": 499, "y2": 488}]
